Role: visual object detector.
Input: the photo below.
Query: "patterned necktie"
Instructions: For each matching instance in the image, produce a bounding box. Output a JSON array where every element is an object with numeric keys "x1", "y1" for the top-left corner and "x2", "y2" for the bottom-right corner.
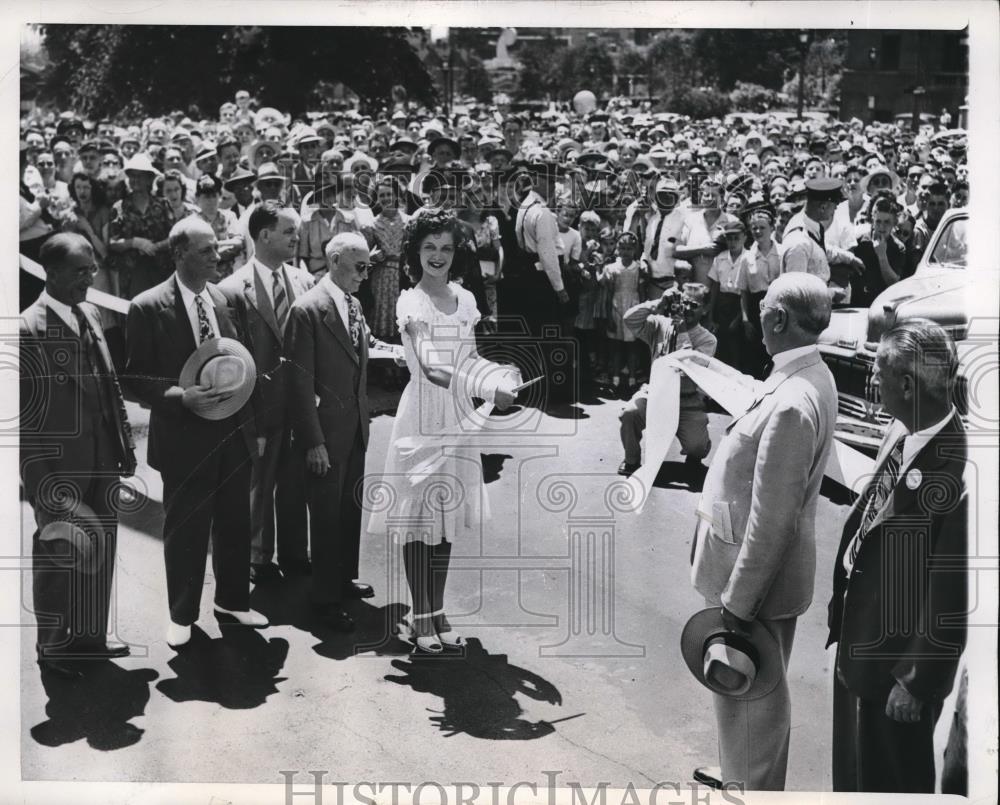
[
  {"x1": 844, "y1": 435, "x2": 905, "y2": 571},
  {"x1": 194, "y1": 295, "x2": 214, "y2": 343},
  {"x1": 347, "y1": 295, "x2": 362, "y2": 351},
  {"x1": 272, "y1": 269, "x2": 288, "y2": 329}
]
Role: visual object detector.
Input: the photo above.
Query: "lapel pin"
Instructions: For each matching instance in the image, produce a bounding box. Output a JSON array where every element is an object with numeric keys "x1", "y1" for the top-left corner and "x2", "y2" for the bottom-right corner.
[{"x1": 905, "y1": 468, "x2": 922, "y2": 490}]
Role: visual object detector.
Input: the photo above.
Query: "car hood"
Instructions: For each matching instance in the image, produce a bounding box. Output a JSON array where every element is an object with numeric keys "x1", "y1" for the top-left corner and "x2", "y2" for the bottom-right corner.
[{"x1": 865, "y1": 267, "x2": 968, "y2": 348}]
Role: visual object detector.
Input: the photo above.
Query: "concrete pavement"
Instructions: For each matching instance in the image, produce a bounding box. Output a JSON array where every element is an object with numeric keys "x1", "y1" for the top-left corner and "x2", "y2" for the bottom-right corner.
[{"x1": 20, "y1": 381, "x2": 861, "y2": 790}]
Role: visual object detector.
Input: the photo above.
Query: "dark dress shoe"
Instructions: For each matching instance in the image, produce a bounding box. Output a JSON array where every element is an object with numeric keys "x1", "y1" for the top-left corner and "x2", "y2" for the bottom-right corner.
[
  {"x1": 314, "y1": 605, "x2": 356, "y2": 633},
  {"x1": 74, "y1": 641, "x2": 131, "y2": 659},
  {"x1": 250, "y1": 562, "x2": 283, "y2": 585},
  {"x1": 37, "y1": 659, "x2": 84, "y2": 680},
  {"x1": 343, "y1": 581, "x2": 374, "y2": 599},
  {"x1": 279, "y1": 558, "x2": 312, "y2": 577},
  {"x1": 617, "y1": 460, "x2": 640, "y2": 476},
  {"x1": 692, "y1": 767, "x2": 723, "y2": 790}
]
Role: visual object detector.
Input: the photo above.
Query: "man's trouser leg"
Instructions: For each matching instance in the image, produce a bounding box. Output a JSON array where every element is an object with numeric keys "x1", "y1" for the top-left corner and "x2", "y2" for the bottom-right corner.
[
  {"x1": 713, "y1": 616, "x2": 797, "y2": 791},
  {"x1": 619, "y1": 388, "x2": 648, "y2": 466},
  {"x1": 676, "y1": 397, "x2": 711, "y2": 460}
]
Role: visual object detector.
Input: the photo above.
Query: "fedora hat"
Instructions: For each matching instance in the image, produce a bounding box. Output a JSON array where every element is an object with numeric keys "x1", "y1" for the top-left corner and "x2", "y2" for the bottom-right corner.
[
  {"x1": 248, "y1": 139, "x2": 280, "y2": 166},
  {"x1": 681, "y1": 608, "x2": 782, "y2": 701},
  {"x1": 178, "y1": 337, "x2": 256, "y2": 420},
  {"x1": 37, "y1": 501, "x2": 108, "y2": 576},
  {"x1": 427, "y1": 136, "x2": 460, "y2": 159},
  {"x1": 223, "y1": 167, "x2": 256, "y2": 190}
]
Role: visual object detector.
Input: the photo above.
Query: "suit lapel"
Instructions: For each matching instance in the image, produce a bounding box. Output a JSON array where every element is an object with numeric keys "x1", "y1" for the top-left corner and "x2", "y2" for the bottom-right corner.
[
  {"x1": 43, "y1": 306, "x2": 84, "y2": 387},
  {"x1": 867, "y1": 413, "x2": 964, "y2": 532},
  {"x1": 80, "y1": 305, "x2": 116, "y2": 377},
  {"x1": 171, "y1": 277, "x2": 198, "y2": 358},
  {"x1": 208, "y1": 284, "x2": 238, "y2": 340},
  {"x1": 320, "y1": 285, "x2": 359, "y2": 365}
]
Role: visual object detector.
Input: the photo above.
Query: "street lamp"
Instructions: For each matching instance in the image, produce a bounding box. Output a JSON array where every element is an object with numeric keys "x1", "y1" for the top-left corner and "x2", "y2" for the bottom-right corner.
[
  {"x1": 431, "y1": 27, "x2": 453, "y2": 118},
  {"x1": 797, "y1": 29, "x2": 811, "y2": 120}
]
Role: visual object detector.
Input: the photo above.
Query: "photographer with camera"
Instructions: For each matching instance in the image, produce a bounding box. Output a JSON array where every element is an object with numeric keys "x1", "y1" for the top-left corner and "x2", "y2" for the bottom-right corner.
[{"x1": 617, "y1": 283, "x2": 716, "y2": 478}]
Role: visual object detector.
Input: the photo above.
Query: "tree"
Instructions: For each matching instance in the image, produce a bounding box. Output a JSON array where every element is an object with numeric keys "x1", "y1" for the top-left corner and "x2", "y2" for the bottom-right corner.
[
  {"x1": 460, "y1": 52, "x2": 494, "y2": 104},
  {"x1": 664, "y1": 87, "x2": 732, "y2": 119},
  {"x1": 555, "y1": 36, "x2": 617, "y2": 100},
  {"x1": 729, "y1": 81, "x2": 782, "y2": 112},
  {"x1": 36, "y1": 25, "x2": 437, "y2": 118}
]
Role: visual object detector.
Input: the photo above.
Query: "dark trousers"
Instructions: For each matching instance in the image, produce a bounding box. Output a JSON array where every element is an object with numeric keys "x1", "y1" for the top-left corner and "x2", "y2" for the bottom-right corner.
[
  {"x1": 833, "y1": 674, "x2": 942, "y2": 793},
  {"x1": 161, "y1": 433, "x2": 253, "y2": 625},
  {"x1": 31, "y1": 473, "x2": 118, "y2": 655},
  {"x1": 307, "y1": 428, "x2": 365, "y2": 606},
  {"x1": 250, "y1": 424, "x2": 308, "y2": 566}
]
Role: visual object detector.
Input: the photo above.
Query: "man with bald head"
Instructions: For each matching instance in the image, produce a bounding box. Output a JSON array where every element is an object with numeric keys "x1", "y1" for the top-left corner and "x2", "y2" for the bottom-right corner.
[
  {"x1": 125, "y1": 216, "x2": 267, "y2": 649},
  {"x1": 284, "y1": 232, "x2": 385, "y2": 632},
  {"x1": 681, "y1": 273, "x2": 838, "y2": 791}
]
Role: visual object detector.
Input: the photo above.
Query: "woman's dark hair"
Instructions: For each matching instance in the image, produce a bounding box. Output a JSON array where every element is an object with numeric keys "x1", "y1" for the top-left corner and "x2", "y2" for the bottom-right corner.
[
  {"x1": 870, "y1": 195, "x2": 900, "y2": 218},
  {"x1": 194, "y1": 173, "x2": 223, "y2": 197},
  {"x1": 158, "y1": 169, "x2": 188, "y2": 200},
  {"x1": 68, "y1": 171, "x2": 108, "y2": 207},
  {"x1": 402, "y1": 208, "x2": 467, "y2": 283}
]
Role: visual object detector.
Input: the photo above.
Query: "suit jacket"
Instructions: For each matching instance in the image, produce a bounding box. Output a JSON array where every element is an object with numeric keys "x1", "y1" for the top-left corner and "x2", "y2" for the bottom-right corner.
[
  {"x1": 217, "y1": 260, "x2": 314, "y2": 433},
  {"x1": 124, "y1": 275, "x2": 256, "y2": 476},
  {"x1": 827, "y1": 412, "x2": 968, "y2": 703},
  {"x1": 283, "y1": 280, "x2": 369, "y2": 463},
  {"x1": 691, "y1": 350, "x2": 837, "y2": 620},
  {"x1": 20, "y1": 299, "x2": 128, "y2": 503}
]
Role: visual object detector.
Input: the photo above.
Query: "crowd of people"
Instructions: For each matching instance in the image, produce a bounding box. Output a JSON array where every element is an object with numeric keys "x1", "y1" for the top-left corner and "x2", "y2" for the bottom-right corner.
[
  {"x1": 20, "y1": 91, "x2": 969, "y2": 393},
  {"x1": 18, "y1": 89, "x2": 971, "y2": 797}
]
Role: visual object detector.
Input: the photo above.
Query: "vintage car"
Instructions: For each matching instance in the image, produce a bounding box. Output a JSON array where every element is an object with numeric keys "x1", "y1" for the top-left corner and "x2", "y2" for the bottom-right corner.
[{"x1": 818, "y1": 207, "x2": 969, "y2": 451}]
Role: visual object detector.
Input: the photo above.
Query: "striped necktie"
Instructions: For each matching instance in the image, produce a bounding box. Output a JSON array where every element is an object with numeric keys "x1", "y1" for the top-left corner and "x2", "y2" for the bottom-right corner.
[
  {"x1": 194, "y1": 295, "x2": 214, "y2": 343},
  {"x1": 844, "y1": 435, "x2": 905, "y2": 572},
  {"x1": 347, "y1": 295, "x2": 362, "y2": 351},
  {"x1": 272, "y1": 269, "x2": 288, "y2": 329}
]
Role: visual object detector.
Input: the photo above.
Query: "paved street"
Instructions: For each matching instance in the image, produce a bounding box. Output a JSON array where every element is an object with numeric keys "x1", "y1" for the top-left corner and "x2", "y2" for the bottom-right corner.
[{"x1": 21, "y1": 380, "x2": 863, "y2": 791}]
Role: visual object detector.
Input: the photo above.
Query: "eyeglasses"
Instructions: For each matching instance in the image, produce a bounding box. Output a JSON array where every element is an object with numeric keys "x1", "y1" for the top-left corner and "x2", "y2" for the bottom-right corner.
[
  {"x1": 36, "y1": 161, "x2": 55, "y2": 168},
  {"x1": 59, "y1": 263, "x2": 100, "y2": 278}
]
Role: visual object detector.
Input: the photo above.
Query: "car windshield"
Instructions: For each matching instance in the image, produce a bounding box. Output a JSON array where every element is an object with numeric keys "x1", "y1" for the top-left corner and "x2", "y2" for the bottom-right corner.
[{"x1": 927, "y1": 217, "x2": 967, "y2": 268}]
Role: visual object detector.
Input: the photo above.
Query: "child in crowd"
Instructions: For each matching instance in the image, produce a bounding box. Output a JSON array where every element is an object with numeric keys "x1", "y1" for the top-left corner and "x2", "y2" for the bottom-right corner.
[
  {"x1": 574, "y1": 210, "x2": 604, "y2": 386},
  {"x1": 601, "y1": 231, "x2": 643, "y2": 397}
]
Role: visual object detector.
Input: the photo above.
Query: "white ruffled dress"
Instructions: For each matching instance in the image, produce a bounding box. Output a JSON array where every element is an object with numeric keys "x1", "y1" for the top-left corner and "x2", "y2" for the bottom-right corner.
[{"x1": 364, "y1": 284, "x2": 490, "y2": 545}]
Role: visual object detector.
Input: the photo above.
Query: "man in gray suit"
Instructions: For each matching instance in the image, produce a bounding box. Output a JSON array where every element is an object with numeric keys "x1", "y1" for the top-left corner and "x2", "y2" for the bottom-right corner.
[
  {"x1": 682, "y1": 272, "x2": 837, "y2": 791},
  {"x1": 218, "y1": 201, "x2": 314, "y2": 585}
]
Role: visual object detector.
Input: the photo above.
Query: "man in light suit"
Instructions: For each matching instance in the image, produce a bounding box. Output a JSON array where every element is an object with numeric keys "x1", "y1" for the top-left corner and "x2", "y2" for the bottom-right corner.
[
  {"x1": 218, "y1": 202, "x2": 314, "y2": 585},
  {"x1": 284, "y1": 232, "x2": 385, "y2": 633},
  {"x1": 21, "y1": 234, "x2": 137, "y2": 678},
  {"x1": 125, "y1": 217, "x2": 267, "y2": 648},
  {"x1": 827, "y1": 321, "x2": 967, "y2": 793},
  {"x1": 683, "y1": 272, "x2": 837, "y2": 791}
]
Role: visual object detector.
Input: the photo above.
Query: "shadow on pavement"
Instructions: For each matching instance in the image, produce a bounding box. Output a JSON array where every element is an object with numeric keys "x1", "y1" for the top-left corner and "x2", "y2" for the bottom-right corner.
[
  {"x1": 155, "y1": 625, "x2": 288, "y2": 709},
  {"x1": 652, "y1": 460, "x2": 706, "y2": 493},
  {"x1": 384, "y1": 637, "x2": 570, "y2": 740},
  {"x1": 249, "y1": 578, "x2": 413, "y2": 661},
  {"x1": 30, "y1": 662, "x2": 159, "y2": 751},
  {"x1": 481, "y1": 453, "x2": 514, "y2": 484}
]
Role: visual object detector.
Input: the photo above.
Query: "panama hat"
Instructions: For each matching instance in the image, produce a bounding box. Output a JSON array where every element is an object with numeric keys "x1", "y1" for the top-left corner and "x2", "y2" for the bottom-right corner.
[
  {"x1": 36, "y1": 501, "x2": 108, "y2": 576},
  {"x1": 123, "y1": 153, "x2": 162, "y2": 177},
  {"x1": 681, "y1": 608, "x2": 783, "y2": 701},
  {"x1": 178, "y1": 337, "x2": 257, "y2": 420}
]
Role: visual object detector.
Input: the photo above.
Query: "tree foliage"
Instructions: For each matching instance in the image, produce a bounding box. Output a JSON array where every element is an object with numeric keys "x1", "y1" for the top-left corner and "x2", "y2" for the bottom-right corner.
[
  {"x1": 729, "y1": 81, "x2": 783, "y2": 112},
  {"x1": 37, "y1": 25, "x2": 437, "y2": 118}
]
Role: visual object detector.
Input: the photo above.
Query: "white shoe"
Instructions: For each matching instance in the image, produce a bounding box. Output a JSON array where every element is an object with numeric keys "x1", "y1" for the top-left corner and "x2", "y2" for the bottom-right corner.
[
  {"x1": 166, "y1": 621, "x2": 192, "y2": 649},
  {"x1": 214, "y1": 606, "x2": 269, "y2": 628}
]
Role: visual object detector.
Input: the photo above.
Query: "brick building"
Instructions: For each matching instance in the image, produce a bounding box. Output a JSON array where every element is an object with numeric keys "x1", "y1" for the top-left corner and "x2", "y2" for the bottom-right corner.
[{"x1": 839, "y1": 29, "x2": 968, "y2": 125}]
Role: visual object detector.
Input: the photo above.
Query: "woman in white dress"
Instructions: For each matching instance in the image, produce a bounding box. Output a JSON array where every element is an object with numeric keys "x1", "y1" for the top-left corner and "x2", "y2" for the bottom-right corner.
[{"x1": 366, "y1": 209, "x2": 519, "y2": 654}]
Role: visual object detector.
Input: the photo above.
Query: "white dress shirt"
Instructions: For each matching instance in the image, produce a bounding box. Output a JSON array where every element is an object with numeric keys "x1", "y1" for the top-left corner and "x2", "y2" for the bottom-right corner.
[
  {"x1": 39, "y1": 289, "x2": 79, "y2": 335},
  {"x1": 771, "y1": 343, "x2": 818, "y2": 371},
  {"x1": 322, "y1": 274, "x2": 351, "y2": 326},
  {"x1": 175, "y1": 274, "x2": 220, "y2": 343}
]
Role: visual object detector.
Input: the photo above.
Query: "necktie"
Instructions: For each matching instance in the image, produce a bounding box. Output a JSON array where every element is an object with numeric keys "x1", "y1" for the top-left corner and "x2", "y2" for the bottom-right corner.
[
  {"x1": 818, "y1": 224, "x2": 827, "y2": 251},
  {"x1": 272, "y1": 269, "x2": 288, "y2": 329},
  {"x1": 72, "y1": 304, "x2": 137, "y2": 475},
  {"x1": 650, "y1": 213, "x2": 666, "y2": 260},
  {"x1": 347, "y1": 295, "x2": 362, "y2": 351},
  {"x1": 194, "y1": 295, "x2": 214, "y2": 343},
  {"x1": 844, "y1": 435, "x2": 905, "y2": 572}
]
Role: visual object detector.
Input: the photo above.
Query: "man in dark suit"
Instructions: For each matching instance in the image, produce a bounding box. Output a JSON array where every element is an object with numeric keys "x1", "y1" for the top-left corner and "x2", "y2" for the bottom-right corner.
[
  {"x1": 20, "y1": 233, "x2": 137, "y2": 678},
  {"x1": 828, "y1": 320, "x2": 968, "y2": 793},
  {"x1": 125, "y1": 217, "x2": 267, "y2": 649},
  {"x1": 284, "y1": 232, "x2": 384, "y2": 632},
  {"x1": 218, "y1": 201, "x2": 314, "y2": 585}
]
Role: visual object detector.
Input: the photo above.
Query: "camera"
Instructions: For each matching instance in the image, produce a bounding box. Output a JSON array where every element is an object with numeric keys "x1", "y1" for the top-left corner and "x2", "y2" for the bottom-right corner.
[{"x1": 659, "y1": 288, "x2": 699, "y2": 318}]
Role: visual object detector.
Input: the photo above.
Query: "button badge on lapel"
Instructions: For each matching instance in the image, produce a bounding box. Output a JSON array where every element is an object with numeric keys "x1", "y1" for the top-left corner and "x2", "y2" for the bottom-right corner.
[{"x1": 905, "y1": 468, "x2": 922, "y2": 490}]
